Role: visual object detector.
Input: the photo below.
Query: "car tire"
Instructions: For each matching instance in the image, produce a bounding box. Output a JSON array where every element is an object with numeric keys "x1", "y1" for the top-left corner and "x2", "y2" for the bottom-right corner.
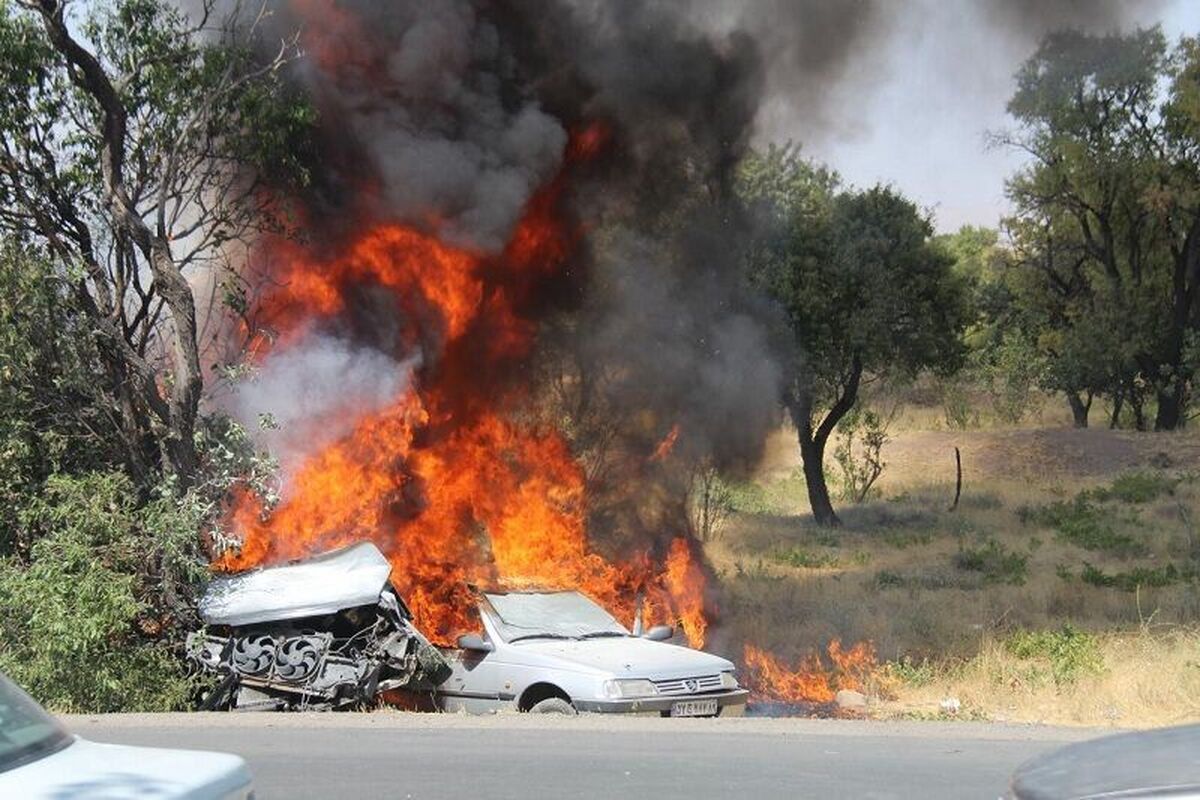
[{"x1": 529, "y1": 697, "x2": 577, "y2": 715}]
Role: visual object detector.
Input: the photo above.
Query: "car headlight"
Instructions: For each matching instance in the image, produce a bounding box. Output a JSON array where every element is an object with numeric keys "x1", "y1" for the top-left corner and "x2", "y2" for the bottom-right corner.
[
  {"x1": 720, "y1": 671, "x2": 738, "y2": 689},
  {"x1": 602, "y1": 679, "x2": 658, "y2": 698}
]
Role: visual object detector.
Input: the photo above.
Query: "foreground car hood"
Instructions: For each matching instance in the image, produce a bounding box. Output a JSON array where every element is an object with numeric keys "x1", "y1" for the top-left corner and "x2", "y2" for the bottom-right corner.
[
  {"x1": 515, "y1": 636, "x2": 735, "y2": 678},
  {"x1": 0, "y1": 737, "x2": 251, "y2": 799},
  {"x1": 1010, "y1": 723, "x2": 1200, "y2": 800}
]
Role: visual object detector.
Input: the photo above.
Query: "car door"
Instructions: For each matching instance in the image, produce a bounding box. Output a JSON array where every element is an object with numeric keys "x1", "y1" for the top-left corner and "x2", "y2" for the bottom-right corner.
[{"x1": 436, "y1": 611, "x2": 518, "y2": 713}]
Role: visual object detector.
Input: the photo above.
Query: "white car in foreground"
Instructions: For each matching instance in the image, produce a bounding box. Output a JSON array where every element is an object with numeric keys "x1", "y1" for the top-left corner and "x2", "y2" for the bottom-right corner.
[
  {"x1": 437, "y1": 589, "x2": 749, "y2": 716},
  {"x1": 0, "y1": 672, "x2": 253, "y2": 799}
]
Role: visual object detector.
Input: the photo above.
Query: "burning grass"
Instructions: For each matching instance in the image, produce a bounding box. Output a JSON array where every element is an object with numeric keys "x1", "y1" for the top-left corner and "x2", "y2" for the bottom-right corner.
[{"x1": 742, "y1": 640, "x2": 877, "y2": 707}]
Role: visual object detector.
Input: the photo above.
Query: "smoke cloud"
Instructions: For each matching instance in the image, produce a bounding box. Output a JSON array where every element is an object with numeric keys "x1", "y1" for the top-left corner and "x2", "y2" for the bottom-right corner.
[
  {"x1": 223, "y1": 335, "x2": 418, "y2": 478},
  {"x1": 276, "y1": 0, "x2": 568, "y2": 252},
  {"x1": 232, "y1": 0, "x2": 1173, "y2": 540},
  {"x1": 685, "y1": 0, "x2": 1169, "y2": 147}
]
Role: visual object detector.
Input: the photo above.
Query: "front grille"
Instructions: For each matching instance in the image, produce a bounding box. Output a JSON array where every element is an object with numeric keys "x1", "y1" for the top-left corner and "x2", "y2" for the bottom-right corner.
[{"x1": 652, "y1": 674, "x2": 723, "y2": 696}]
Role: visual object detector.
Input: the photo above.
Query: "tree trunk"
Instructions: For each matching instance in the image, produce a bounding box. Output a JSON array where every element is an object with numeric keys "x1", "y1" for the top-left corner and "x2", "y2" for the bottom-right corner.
[
  {"x1": 1133, "y1": 396, "x2": 1147, "y2": 432},
  {"x1": 1066, "y1": 391, "x2": 1091, "y2": 429},
  {"x1": 1109, "y1": 391, "x2": 1124, "y2": 429},
  {"x1": 787, "y1": 354, "x2": 863, "y2": 528},
  {"x1": 798, "y1": 432, "x2": 838, "y2": 526},
  {"x1": 1154, "y1": 217, "x2": 1199, "y2": 432},
  {"x1": 1155, "y1": 385, "x2": 1186, "y2": 431},
  {"x1": 35, "y1": 0, "x2": 202, "y2": 488}
]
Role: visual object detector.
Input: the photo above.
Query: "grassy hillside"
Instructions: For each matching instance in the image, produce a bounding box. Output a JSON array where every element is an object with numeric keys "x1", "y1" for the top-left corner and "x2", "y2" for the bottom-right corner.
[{"x1": 710, "y1": 416, "x2": 1200, "y2": 727}]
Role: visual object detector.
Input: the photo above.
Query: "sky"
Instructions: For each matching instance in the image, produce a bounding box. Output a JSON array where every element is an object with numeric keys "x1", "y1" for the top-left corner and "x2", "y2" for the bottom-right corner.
[{"x1": 747, "y1": 0, "x2": 1197, "y2": 233}]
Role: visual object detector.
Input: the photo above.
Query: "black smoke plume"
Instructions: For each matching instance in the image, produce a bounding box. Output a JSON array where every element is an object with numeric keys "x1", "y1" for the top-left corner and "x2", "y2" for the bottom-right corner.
[{"x1": 231, "y1": 0, "x2": 781, "y2": 555}]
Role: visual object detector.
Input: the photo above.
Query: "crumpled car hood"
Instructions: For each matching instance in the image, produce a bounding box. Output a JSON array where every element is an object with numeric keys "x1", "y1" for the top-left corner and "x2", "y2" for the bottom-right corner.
[
  {"x1": 200, "y1": 541, "x2": 392, "y2": 626},
  {"x1": 515, "y1": 635, "x2": 735, "y2": 678}
]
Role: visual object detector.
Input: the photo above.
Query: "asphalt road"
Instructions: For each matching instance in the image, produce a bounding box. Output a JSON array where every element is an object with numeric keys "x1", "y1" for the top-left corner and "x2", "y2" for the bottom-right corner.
[{"x1": 64, "y1": 712, "x2": 1108, "y2": 800}]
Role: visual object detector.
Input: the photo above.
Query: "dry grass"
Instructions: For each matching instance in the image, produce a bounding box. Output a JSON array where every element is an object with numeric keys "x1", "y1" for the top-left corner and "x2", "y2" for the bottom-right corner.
[
  {"x1": 711, "y1": 413, "x2": 1200, "y2": 726},
  {"x1": 879, "y1": 628, "x2": 1200, "y2": 728}
]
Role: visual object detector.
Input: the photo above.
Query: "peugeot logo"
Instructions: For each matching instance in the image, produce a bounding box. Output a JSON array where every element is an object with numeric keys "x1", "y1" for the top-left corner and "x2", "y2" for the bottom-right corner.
[{"x1": 684, "y1": 678, "x2": 699, "y2": 693}]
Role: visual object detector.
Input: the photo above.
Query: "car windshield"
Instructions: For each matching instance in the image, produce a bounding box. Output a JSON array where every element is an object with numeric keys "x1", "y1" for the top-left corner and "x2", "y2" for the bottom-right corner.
[
  {"x1": 0, "y1": 673, "x2": 72, "y2": 773},
  {"x1": 484, "y1": 591, "x2": 629, "y2": 642}
]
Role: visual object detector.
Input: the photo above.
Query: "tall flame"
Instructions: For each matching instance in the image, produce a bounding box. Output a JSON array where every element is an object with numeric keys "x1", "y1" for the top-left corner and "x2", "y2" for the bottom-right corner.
[{"x1": 220, "y1": 126, "x2": 708, "y2": 648}]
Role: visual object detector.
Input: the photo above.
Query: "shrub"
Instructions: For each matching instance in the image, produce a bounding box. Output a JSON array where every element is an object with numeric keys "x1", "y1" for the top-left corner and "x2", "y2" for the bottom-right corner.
[
  {"x1": 1079, "y1": 562, "x2": 1196, "y2": 592},
  {"x1": 1020, "y1": 496, "x2": 1147, "y2": 557},
  {"x1": 0, "y1": 472, "x2": 205, "y2": 711},
  {"x1": 726, "y1": 480, "x2": 771, "y2": 514},
  {"x1": 1006, "y1": 625, "x2": 1103, "y2": 686},
  {"x1": 874, "y1": 569, "x2": 906, "y2": 588},
  {"x1": 938, "y1": 378, "x2": 978, "y2": 430},
  {"x1": 771, "y1": 546, "x2": 838, "y2": 569},
  {"x1": 689, "y1": 463, "x2": 734, "y2": 542},
  {"x1": 1089, "y1": 471, "x2": 1179, "y2": 504},
  {"x1": 832, "y1": 406, "x2": 889, "y2": 503},
  {"x1": 885, "y1": 656, "x2": 937, "y2": 687},
  {"x1": 980, "y1": 332, "x2": 1045, "y2": 424},
  {"x1": 953, "y1": 540, "x2": 1028, "y2": 585}
]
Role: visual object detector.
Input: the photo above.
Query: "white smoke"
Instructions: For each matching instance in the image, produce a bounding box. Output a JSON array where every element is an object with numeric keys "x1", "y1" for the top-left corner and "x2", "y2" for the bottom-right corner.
[{"x1": 225, "y1": 334, "x2": 420, "y2": 477}]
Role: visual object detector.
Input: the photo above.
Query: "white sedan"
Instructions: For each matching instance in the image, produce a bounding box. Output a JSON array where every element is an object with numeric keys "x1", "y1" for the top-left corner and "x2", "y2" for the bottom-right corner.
[
  {"x1": 437, "y1": 589, "x2": 749, "y2": 716},
  {"x1": 0, "y1": 672, "x2": 253, "y2": 799}
]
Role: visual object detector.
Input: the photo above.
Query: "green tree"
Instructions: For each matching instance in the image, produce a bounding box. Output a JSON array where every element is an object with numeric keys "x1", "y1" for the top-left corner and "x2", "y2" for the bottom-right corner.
[
  {"x1": 0, "y1": 1, "x2": 303, "y2": 710},
  {"x1": 0, "y1": 471, "x2": 206, "y2": 711},
  {"x1": 0, "y1": 244, "x2": 121, "y2": 546},
  {"x1": 1001, "y1": 27, "x2": 1200, "y2": 430},
  {"x1": 0, "y1": 0, "x2": 310, "y2": 485},
  {"x1": 0, "y1": 244, "x2": 274, "y2": 710},
  {"x1": 740, "y1": 146, "x2": 968, "y2": 526}
]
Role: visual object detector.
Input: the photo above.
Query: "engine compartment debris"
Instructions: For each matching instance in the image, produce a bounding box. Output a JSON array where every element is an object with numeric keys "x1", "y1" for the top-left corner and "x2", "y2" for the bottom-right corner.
[{"x1": 187, "y1": 543, "x2": 450, "y2": 710}]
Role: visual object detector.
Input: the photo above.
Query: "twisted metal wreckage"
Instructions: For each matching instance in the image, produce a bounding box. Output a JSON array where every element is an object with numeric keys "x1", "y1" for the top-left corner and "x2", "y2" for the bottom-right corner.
[{"x1": 187, "y1": 543, "x2": 451, "y2": 710}]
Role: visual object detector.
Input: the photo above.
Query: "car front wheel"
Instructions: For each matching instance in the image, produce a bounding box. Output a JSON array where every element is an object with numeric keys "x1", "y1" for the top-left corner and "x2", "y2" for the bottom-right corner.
[{"x1": 529, "y1": 697, "x2": 576, "y2": 715}]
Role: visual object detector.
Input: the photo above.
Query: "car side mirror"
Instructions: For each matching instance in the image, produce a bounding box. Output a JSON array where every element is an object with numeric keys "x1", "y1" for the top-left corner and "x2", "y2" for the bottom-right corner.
[
  {"x1": 456, "y1": 633, "x2": 495, "y2": 652},
  {"x1": 642, "y1": 625, "x2": 673, "y2": 642}
]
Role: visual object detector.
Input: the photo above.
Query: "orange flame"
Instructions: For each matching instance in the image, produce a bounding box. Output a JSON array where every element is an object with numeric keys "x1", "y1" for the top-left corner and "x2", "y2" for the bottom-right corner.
[
  {"x1": 220, "y1": 123, "x2": 708, "y2": 648},
  {"x1": 742, "y1": 640, "x2": 877, "y2": 705},
  {"x1": 648, "y1": 423, "x2": 681, "y2": 463}
]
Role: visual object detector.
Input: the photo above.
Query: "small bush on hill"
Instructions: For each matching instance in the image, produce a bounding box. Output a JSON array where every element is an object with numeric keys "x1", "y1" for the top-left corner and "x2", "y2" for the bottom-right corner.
[
  {"x1": 1019, "y1": 496, "x2": 1147, "y2": 557},
  {"x1": 874, "y1": 569, "x2": 906, "y2": 588},
  {"x1": 1089, "y1": 471, "x2": 1179, "y2": 504},
  {"x1": 953, "y1": 540, "x2": 1028, "y2": 585},
  {"x1": 770, "y1": 546, "x2": 839, "y2": 569},
  {"x1": 1079, "y1": 562, "x2": 1197, "y2": 592}
]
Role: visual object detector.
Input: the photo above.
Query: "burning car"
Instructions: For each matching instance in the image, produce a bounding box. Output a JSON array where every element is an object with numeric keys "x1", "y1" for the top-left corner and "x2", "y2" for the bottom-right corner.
[
  {"x1": 188, "y1": 542, "x2": 450, "y2": 710},
  {"x1": 190, "y1": 542, "x2": 742, "y2": 716},
  {"x1": 438, "y1": 589, "x2": 749, "y2": 716}
]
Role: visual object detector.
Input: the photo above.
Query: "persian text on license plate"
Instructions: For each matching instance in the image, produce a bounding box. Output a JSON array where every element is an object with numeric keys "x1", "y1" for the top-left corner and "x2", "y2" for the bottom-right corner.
[{"x1": 671, "y1": 699, "x2": 718, "y2": 717}]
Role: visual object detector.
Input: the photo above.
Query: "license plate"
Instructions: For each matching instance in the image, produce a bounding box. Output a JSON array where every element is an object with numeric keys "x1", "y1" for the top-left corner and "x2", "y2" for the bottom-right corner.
[{"x1": 670, "y1": 699, "x2": 718, "y2": 717}]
